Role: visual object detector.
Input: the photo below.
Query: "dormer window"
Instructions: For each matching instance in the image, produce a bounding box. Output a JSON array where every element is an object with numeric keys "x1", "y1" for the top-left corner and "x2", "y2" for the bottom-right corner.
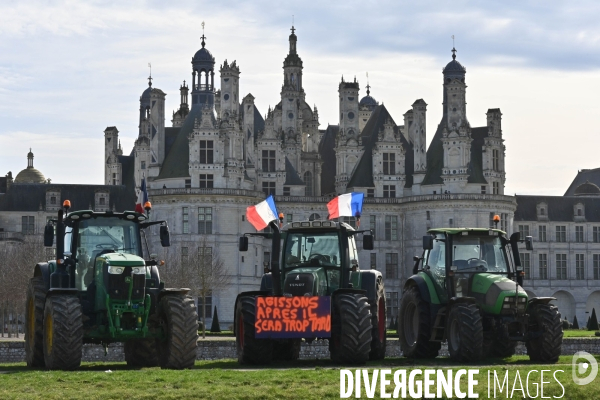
[{"x1": 50, "y1": 196, "x2": 56, "y2": 205}]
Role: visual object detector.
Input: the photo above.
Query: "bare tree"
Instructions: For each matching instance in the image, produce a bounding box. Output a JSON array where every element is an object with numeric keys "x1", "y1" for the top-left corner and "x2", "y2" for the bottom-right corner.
[{"x1": 189, "y1": 236, "x2": 231, "y2": 338}]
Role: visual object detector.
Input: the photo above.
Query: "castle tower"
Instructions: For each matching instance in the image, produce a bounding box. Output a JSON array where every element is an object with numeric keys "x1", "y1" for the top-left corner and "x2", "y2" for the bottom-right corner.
[
  {"x1": 104, "y1": 126, "x2": 121, "y2": 185},
  {"x1": 171, "y1": 81, "x2": 189, "y2": 127},
  {"x1": 483, "y1": 108, "x2": 505, "y2": 194},
  {"x1": 441, "y1": 48, "x2": 471, "y2": 190},
  {"x1": 334, "y1": 77, "x2": 361, "y2": 193},
  {"x1": 411, "y1": 99, "x2": 427, "y2": 193},
  {"x1": 359, "y1": 83, "x2": 378, "y2": 133},
  {"x1": 190, "y1": 34, "x2": 216, "y2": 109},
  {"x1": 219, "y1": 60, "x2": 240, "y2": 119}
]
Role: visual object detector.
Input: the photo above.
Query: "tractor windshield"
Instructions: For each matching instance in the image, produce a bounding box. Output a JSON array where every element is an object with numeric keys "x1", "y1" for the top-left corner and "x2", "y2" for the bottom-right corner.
[
  {"x1": 283, "y1": 231, "x2": 341, "y2": 268},
  {"x1": 452, "y1": 234, "x2": 508, "y2": 273},
  {"x1": 73, "y1": 217, "x2": 142, "y2": 291}
]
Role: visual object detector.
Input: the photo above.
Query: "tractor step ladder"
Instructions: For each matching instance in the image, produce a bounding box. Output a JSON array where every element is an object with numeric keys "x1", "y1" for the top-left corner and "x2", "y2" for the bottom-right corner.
[{"x1": 430, "y1": 307, "x2": 447, "y2": 342}]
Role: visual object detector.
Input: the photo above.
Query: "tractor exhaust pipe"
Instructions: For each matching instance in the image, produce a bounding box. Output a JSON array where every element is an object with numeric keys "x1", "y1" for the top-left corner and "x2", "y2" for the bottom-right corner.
[
  {"x1": 50, "y1": 207, "x2": 70, "y2": 288},
  {"x1": 269, "y1": 221, "x2": 282, "y2": 297}
]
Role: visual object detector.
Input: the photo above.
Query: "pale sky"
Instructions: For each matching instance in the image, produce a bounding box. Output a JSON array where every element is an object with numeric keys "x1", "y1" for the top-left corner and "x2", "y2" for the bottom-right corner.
[{"x1": 1, "y1": 1, "x2": 599, "y2": 196}]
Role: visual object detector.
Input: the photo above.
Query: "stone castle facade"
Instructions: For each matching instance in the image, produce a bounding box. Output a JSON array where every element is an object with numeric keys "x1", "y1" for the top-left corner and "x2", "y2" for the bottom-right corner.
[{"x1": 1, "y1": 27, "x2": 598, "y2": 326}]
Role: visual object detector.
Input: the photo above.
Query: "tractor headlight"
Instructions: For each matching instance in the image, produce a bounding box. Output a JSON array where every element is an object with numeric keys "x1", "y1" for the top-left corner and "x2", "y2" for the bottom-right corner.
[
  {"x1": 108, "y1": 266, "x2": 125, "y2": 274},
  {"x1": 132, "y1": 267, "x2": 145, "y2": 275}
]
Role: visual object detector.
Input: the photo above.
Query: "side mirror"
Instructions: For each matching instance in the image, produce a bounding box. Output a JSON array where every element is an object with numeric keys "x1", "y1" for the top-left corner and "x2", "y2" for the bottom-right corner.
[
  {"x1": 413, "y1": 255, "x2": 421, "y2": 274},
  {"x1": 44, "y1": 225, "x2": 54, "y2": 247},
  {"x1": 363, "y1": 234, "x2": 374, "y2": 250},
  {"x1": 525, "y1": 236, "x2": 533, "y2": 251},
  {"x1": 159, "y1": 225, "x2": 171, "y2": 247},
  {"x1": 239, "y1": 236, "x2": 248, "y2": 252},
  {"x1": 422, "y1": 235, "x2": 433, "y2": 250}
]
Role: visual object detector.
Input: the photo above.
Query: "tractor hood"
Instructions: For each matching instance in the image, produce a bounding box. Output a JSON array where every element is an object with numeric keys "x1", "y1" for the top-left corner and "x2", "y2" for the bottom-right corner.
[
  {"x1": 100, "y1": 252, "x2": 146, "y2": 267},
  {"x1": 471, "y1": 273, "x2": 527, "y2": 314},
  {"x1": 283, "y1": 267, "x2": 328, "y2": 296}
]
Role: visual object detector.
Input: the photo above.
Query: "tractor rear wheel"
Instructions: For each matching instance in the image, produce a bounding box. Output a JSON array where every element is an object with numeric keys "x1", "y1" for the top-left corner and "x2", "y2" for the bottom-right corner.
[
  {"x1": 25, "y1": 277, "x2": 46, "y2": 367},
  {"x1": 398, "y1": 286, "x2": 440, "y2": 358},
  {"x1": 156, "y1": 295, "x2": 198, "y2": 369},
  {"x1": 526, "y1": 303, "x2": 562, "y2": 363},
  {"x1": 273, "y1": 339, "x2": 301, "y2": 361},
  {"x1": 236, "y1": 295, "x2": 273, "y2": 364},
  {"x1": 330, "y1": 294, "x2": 372, "y2": 364},
  {"x1": 124, "y1": 339, "x2": 159, "y2": 367},
  {"x1": 447, "y1": 303, "x2": 483, "y2": 362},
  {"x1": 369, "y1": 277, "x2": 387, "y2": 360},
  {"x1": 43, "y1": 295, "x2": 83, "y2": 370}
]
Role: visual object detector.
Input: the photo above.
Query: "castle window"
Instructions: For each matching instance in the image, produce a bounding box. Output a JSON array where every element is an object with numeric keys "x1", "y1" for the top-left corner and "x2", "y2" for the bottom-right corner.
[
  {"x1": 262, "y1": 150, "x2": 276, "y2": 172},
  {"x1": 576, "y1": 254, "x2": 585, "y2": 280},
  {"x1": 182, "y1": 207, "x2": 189, "y2": 234},
  {"x1": 518, "y1": 225, "x2": 530, "y2": 239},
  {"x1": 21, "y1": 216, "x2": 35, "y2": 235},
  {"x1": 198, "y1": 207, "x2": 213, "y2": 234},
  {"x1": 383, "y1": 185, "x2": 395, "y2": 198},
  {"x1": 384, "y1": 215, "x2": 398, "y2": 241},
  {"x1": 283, "y1": 187, "x2": 290, "y2": 196},
  {"x1": 199, "y1": 174, "x2": 213, "y2": 189},
  {"x1": 538, "y1": 254, "x2": 548, "y2": 279},
  {"x1": 556, "y1": 226, "x2": 566, "y2": 242},
  {"x1": 481, "y1": 185, "x2": 486, "y2": 194},
  {"x1": 383, "y1": 153, "x2": 395, "y2": 175},
  {"x1": 370, "y1": 215, "x2": 376, "y2": 239},
  {"x1": 141, "y1": 161, "x2": 146, "y2": 170},
  {"x1": 199, "y1": 141, "x2": 214, "y2": 164},
  {"x1": 185, "y1": 179, "x2": 191, "y2": 189},
  {"x1": 493, "y1": 182, "x2": 499, "y2": 194},
  {"x1": 539, "y1": 225, "x2": 547, "y2": 242},
  {"x1": 385, "y1": 253, "x2": 398, "y2": 279},
  {"x1": 367, "y1": 189, "x2": 374, "y2": 198},
  {"x1": 576, "y1": 226, "x2": 584, "y2": 243},
  {"x1": 492, "y1": 149, "x2": 500, "y2": 171},
  {"x1": 50, "y1": 196, "x2": 57, "y2": 205},
  {"x1": 593, "y1": 227, "x2": 600, "y2": 243},
  {"x1": 99, "y1": 197, "x2": 105, "y2": 206},
  {"x1": 556, "y1": 254, "x2": 567, "y2": 280},
  {"x1": 520, "y1": 253, "x2": 531, "y2": 279},
  {"x1": 304, "y1": 172, "x2": 313, "y2": 196},
  {"x1": 262, "y1": 182, "x2": 276, "y2": 197}
]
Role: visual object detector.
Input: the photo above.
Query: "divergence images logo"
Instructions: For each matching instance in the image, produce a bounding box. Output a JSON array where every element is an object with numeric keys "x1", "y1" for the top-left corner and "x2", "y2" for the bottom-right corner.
[{"x1": 572, "y1": 351, "x2": 598, "y2": 386}]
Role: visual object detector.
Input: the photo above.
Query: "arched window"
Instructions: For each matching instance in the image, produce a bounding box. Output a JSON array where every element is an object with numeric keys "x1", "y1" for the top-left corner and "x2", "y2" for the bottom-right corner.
[
  {"x1": 309, "y1": 213, "x2": 320, "y2": 221},
  {"x1": 304, "y1": 171, "x2": 313, "y2": 196}
]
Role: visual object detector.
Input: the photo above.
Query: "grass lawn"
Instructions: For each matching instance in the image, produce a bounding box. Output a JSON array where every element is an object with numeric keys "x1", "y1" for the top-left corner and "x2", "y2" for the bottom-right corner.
[
  {"x1": 563, "y1": 330, "x2": 599, "y2": 338},
  {"x1": 0, "y1": 356, "x2": 598, "y2": 399}
]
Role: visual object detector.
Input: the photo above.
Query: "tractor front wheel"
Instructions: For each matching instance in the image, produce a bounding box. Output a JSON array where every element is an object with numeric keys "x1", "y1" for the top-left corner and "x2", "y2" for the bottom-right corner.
[
  {"x1": 236, "y1": 295, "x2": 273, "y2": 364},
  {"x1": 330, "y1": 294, "x2": 372, "y2": 364},
  {"x1": 447, "y1": 303, "x2": 483, "y2": 362},
  {"x1": 43, "y1": 295, "x2": 83, "y2": 370},
  {"x1": 25, "y1": 277, "x2": 46, "y2": 367},
  {"x1": 526, "y1": 303, "x2": 562, "y2": 363},
  {"x1": 156, "y1": 295, "x2": 198, "y2": 369},
  {"x1": 369, "y1": 277, "x2": 387, "y2": 360},
  {"x1": 398, "y1": 286, "x2": 440, "y2": 358},
  {"x1": 124, "y1": 339, "x2": 159, "y2": 367}
]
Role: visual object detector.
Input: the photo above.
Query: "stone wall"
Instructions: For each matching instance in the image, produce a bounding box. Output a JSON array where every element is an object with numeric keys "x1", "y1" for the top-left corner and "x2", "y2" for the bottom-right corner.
[{"x1": 1, "y1": 338, "x2": 598, "y2": 363}]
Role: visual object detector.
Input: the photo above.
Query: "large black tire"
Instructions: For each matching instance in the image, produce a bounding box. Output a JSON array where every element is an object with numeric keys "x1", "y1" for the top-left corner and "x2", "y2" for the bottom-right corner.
[
  {"x1": 397, "y1": 286, "x2": 440, "y2": 358},
  {"x1": 43, "y1": 295, "x2": 83, "y2": 370},
  {"x1": 273, "y1": 339, "x2": 301, "y2": 361},
  {"x1": 526, "y1": 303, "x2": 562, "y2": 363},
  {"x1": 369, "y1": 277, "x2": 387, "y2": 360},
  {"x1": 124, "y1": 339, "x2": 159, "y2": 367},
  {"x1": 156, "y1": 295, "x2": 198, "y2": 369},
  {"x1": 330, "y1": 294, "x2": 372, "y2": 364},
  {"x1": 236, "y1": 296, "x2": 273, "y2": 364},
  {"x1": 447, "y1": 303, "x2": 483, "y2": 362},
  {"x1": 25, "y1": 277, "x2": 46, "y2": 367}
]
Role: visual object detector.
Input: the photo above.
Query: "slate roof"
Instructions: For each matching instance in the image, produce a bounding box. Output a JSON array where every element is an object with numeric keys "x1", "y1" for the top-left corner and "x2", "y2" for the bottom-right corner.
[
  {"x1": 284, "y1": 157, "x2": 304, "y2": 185},
  {"x1": 164, "y1": 127, "x2": 181, "y2": 159},
  {"x1": 564, "y1": 168, "x2": 600, "y2": 196},
  {"x1": 515, "y1": 195, "x2": 600, "y2": 222},
  {"x1": 0, "y1": 184, "x2": 136, "y2": 212},
  {"x1": 421, "y1": 119, "x2": 488, "y2": 186},
  {"x1": 158, "y1": 106, "x2": 210, "y2": 179},
  {"x1": 318, "y1": 125, "x2": 338, "y2": 195},
  {"x1": 347, "y1": 104, "x2": 413, "y2": 188},
  {"x1": 0, "y1": 176, "x2": 6, "y2": 194},
  {"x1": 117, "y1": 155, "x2": 135, "y2": 189}
]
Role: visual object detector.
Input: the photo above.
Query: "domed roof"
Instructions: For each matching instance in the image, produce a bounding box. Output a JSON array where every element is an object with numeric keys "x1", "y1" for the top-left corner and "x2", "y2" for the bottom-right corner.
[
  {"x1": 359, "y1": 95, "x2": 378, "y2": 107},
  {"x1": 574, "y1": 181, "x2": 600, "y2": 196},
  {"x1": 443, "y1": 48, "x2": 466, "y2": 77},
  {"x1": 193, "y1": 36, "x2": 215, "y2": 68},
  {"x1": 14, "y1": 167, "x2": 46, "y2": 184},
  {"x1": 14, "y1": 149, "x2": 46, "y2": 184}
]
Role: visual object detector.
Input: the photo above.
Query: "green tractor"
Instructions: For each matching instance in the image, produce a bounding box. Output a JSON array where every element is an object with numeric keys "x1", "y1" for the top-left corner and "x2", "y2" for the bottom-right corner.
[
  {"x1": 398, "y1": 224, "x2": 562, "y2": 362},
  {"x1": 25, "y1": 201, "x2": 198, "y2": 370},
  {"x1": 234, "y1": 219, "x2": 386, "y2": 365}
]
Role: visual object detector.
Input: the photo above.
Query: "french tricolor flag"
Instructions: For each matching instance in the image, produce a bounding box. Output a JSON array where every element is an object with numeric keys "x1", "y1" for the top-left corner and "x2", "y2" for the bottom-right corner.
[
  {"x1": 327, "y1": 192, "x2": 364, "y2": 219},
  {"x1": 135, "y1": 178, "x2": 148, "y2": 214},
  {"x1": 246, "y1": 195, "x2": 278, "y2": 231}
]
